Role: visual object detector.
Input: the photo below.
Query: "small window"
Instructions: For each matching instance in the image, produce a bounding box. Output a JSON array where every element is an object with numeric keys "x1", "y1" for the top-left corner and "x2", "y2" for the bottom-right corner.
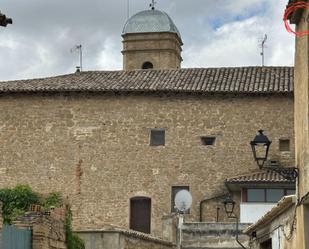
[
  {"x1": 247, "y1": 189, "x2": 265, "y2": 202},
  {"x1": 260, "y1": 239, "x2": 272, "y2": 249},
  {"x1": 266, "y1": 189, "x2": 284, "y2": 202},
  {"x1": 142, "y1": 61, "x2": 154, "y2": 69},
  {"x1": 245, "y1": 188, "x2": 295, "y2": 203},
  {"x1": 279, "y1": 139, "x2": 290, "y2": 152},
  {"x1": 171, "y1": 186, "x2": 190, "y2": 213},
  {"x1": 130, "y1": 197, "x2": 151, "y2": 234},
  {"x1": 150, "y1": 129, "x2": 165, "y2": 146},
  {"x1": 201, "y1": 136, "x2": 216, "y2": 146}
]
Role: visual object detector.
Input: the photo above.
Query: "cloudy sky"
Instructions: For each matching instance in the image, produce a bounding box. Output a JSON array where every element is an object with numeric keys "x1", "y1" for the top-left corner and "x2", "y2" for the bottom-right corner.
[{"x1": 0, "y1": 0, "x2": 294, "y2": 81}]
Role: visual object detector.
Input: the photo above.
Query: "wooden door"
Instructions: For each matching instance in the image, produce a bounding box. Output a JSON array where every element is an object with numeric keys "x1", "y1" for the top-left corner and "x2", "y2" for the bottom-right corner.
[{"x1": 130, "y1": 197, "x2": 151, "y2": 234}]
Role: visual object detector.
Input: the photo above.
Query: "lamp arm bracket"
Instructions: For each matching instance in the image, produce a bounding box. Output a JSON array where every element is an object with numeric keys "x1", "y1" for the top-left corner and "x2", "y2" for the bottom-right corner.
[{"x1": 263, "y1": 166, "x2": 298, "y2": 181}]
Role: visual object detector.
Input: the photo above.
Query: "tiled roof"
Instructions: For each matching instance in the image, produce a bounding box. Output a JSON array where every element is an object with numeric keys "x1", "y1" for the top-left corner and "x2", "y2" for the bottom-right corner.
[
  {"x1": 0, "y1": 67, "x2": 293, "y2": 94},
  {"x1": 225, "y1": 169, "x2": 295, "y2": 184}
]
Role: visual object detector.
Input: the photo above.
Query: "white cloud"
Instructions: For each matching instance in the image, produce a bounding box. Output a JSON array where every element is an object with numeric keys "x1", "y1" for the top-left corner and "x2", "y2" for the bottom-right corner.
[
  {"x1": 96, "y1": 37, "x2": 122, "y2": 70},
  {"x1": 0, "y1": 0, "x2": 295, "y2": 81}
]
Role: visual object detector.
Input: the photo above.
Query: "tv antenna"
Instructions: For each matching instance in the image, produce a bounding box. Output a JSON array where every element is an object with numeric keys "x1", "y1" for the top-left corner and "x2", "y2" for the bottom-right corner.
[
  {"x1": 150, "y1": 0, "x2": 157, "y2": 10},
  {"x1": 71, "y1": 44, "x2": 83, "y2": 72},
  {"x1": 259, "y1": 34, "x2": 267, "y2": 67},
  {"x1": 174, "y1": 190, "x2": 192, "y2": 249}
]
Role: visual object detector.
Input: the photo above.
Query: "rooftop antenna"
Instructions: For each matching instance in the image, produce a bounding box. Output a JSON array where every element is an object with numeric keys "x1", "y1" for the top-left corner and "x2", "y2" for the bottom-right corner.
[
  {"x1": 150, "y1": 0, "x2": 157, "y2": 10},
  {"x1": 259, "y1": 34, "x2": 267, "y2": 67},
  {"x1": 71, "y1": 44, "x2": 83, "y2": 72}
]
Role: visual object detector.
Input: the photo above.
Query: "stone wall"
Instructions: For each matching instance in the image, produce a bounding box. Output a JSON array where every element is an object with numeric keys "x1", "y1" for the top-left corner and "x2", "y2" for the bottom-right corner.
[
  {"x1": 293, "y1": 4, "x2": 309, "y2": 249},
  {"x1": 13, "y1": 208, "x2": 66, "y2": 249},
  {"x1": 77, "y1": 229, "x2": 176, "y2": 249},
  {"x1": 0, "y1": 92, "x2": 294, "y2": 237},
  {"x1": 247, "y1": 204, "x2": 296, "y2": 249},
  {"x1": 181, "y1": 222, "x2": 250, "y2": 249}
]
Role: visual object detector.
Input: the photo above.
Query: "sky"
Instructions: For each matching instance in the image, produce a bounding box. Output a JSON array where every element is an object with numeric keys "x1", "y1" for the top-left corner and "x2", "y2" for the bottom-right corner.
[{"x1": 0, "y1": 0, "x2": 295, "y2": 81}]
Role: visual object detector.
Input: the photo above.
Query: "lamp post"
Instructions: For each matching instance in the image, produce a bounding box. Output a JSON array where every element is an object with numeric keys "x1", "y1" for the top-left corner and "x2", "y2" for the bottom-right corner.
[
  {"x1": 0, "y1": 12, "x2": 12, "y2": 27},
  {"x1": 222, "y1": 196, "x2": 247, "y2": 249},
  {"x1": 250, "y1": 130, "x2": 298, "y2": 181}
]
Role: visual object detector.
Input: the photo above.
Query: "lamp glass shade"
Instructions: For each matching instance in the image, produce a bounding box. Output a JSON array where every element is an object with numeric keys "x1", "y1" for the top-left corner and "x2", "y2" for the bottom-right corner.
[
  {"x1": 250, "y1": 130, "x2": 271, "y2": 168},
  {"x1": 223, "y1": 196, "x2": 235, "y2": 217}
]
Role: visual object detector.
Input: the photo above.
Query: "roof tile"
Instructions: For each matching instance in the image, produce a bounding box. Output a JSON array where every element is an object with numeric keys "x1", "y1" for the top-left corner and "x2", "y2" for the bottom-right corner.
[
  {"x1": 0, "y1": 67, "x2": 293, "y2": 94},
  {"x1": 225, "y1": 169, "x2": 295, "y2": 184}
]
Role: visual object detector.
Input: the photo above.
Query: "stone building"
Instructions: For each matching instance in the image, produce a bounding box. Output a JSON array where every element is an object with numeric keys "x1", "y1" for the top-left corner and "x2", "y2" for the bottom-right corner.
[{"x1": 0, "y1": 4, "x2": 296, "y2": 245}]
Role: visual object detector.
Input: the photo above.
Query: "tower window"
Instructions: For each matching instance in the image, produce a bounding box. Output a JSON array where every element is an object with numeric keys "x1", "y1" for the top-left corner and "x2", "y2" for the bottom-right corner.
[
  {"x1": 201, "y1": 136, "x2": 216, "y2": 146},
  {"x1": 150, "y1": 129, "x2": 165, "y2": 146},
  {"x1": 142, "y1": 62, "x2": 154, "y2": 69},
  {"x1": 279, "y1": 139, "x2": 290, "y2": 152}
]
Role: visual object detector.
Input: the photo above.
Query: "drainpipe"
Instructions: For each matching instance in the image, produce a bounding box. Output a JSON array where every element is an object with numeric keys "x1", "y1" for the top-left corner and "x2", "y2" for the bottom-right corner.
[
  {"x1": 231, "y1": 214, "x2": 247, "y2": 249},
  {"x1": 199, "y1": 193, "x2": 228, "y2": 222}
]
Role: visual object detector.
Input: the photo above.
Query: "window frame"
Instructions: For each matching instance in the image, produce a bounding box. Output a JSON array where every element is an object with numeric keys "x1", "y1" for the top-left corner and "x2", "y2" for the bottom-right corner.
[
  {"x1": 171, "y1": 186, "x2": 190, "y2": 213},
  {"x1": 150, "y1": 128, "x2": 165, "y2": 146},
  {"x1": 243, "y1": 188, "x2": 295, "y2": 203},
  {"x1": 279, "y1": 139, "x2": 290, "y2": 152},
  {"x1": 201, "y1": 136, "x2": 216, "y2": 146}
]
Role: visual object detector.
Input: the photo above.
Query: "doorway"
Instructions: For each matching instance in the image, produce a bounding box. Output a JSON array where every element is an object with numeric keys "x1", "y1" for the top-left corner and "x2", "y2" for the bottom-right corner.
[
  {"x1": 130, "y1": 197, "x2": 151, "y2": 234},
  {"x1": 260, "y1": 239, "x2": 272, "y2": 249}
]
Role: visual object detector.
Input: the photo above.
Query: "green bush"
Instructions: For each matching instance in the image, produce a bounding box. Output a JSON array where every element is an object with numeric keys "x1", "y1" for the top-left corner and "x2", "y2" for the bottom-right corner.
[
  {"x1": 0, "y1": 185, "x2": 85, "y2": 249},
  {"x1": 42, "y1": 192, "x2": 62, "y2": 211},
  {"x1": 65, "y1": 206, "x2": 85, "y2": 249},
  {"x1": 0, "y1": 184, "x2": 39, "y2": 223}
]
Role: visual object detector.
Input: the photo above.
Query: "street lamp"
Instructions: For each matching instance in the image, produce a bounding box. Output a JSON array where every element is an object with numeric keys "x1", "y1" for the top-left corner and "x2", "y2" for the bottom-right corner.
[
  {"x1": 0, "y1": 12, "x2": 13, "y2": 27},
  {"x1": 250, "y1": 130, "x2": 298, "y2": 181},
  {"x1": 223, "y1": 195, "x2": 235, "y2": 218},
  {"x1": 250, "y1": 130, "x2": 271, "y2": 168},
  {"x1": 222, "y1": 195, "x2": 247, "y2": 249}
]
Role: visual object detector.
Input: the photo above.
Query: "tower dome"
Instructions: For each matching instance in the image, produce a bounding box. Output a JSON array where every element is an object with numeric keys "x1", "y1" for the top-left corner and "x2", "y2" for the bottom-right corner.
[
  {"x1": 122, "y1": 9, "x2": 181, "y2": 39},
  {"x1": 122, "y1": 9, "x2": 183, "y2": 71}
]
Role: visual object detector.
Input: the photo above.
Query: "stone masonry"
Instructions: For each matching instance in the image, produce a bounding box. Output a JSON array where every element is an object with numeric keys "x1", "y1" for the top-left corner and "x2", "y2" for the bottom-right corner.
[
  {"x1": 0, "y1": 92, "x2": 294, "y2": 237},
  {"x1": 77, "y1": 228, "x2": 176, "y2": 249},
  {"x1": 290, "y1": 2, "x2": 309, "y2": 248},
  {"x1": 13, "y1": 207, "x2": 67, "y2": 249},
  {"x1": 122, "y1": 32, "x2": 182, "y2": 70}
]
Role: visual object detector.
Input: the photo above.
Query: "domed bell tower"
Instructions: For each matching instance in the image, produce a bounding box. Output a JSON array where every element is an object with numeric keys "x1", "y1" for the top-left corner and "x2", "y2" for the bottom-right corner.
[{"x1": 122, "y1": 3, "x2": 183, "y2": 71}]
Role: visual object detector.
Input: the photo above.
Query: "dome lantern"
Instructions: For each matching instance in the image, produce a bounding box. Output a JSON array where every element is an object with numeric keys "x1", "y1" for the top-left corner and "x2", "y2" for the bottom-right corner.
[{"x1": 122, "y1": 8, "x2": 183, "y2": 71}]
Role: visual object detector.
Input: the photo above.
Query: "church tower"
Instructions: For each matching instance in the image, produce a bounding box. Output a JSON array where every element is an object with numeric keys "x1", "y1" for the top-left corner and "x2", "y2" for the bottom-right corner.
[{"x1": 122, "y1": 4, "x2": 183, "y2": 71}]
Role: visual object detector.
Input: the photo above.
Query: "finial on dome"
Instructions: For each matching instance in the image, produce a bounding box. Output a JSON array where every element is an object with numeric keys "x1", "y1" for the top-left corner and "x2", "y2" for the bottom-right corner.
[{"x1": 149, "y1": 0, "x2": 156, "y2": 10}]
